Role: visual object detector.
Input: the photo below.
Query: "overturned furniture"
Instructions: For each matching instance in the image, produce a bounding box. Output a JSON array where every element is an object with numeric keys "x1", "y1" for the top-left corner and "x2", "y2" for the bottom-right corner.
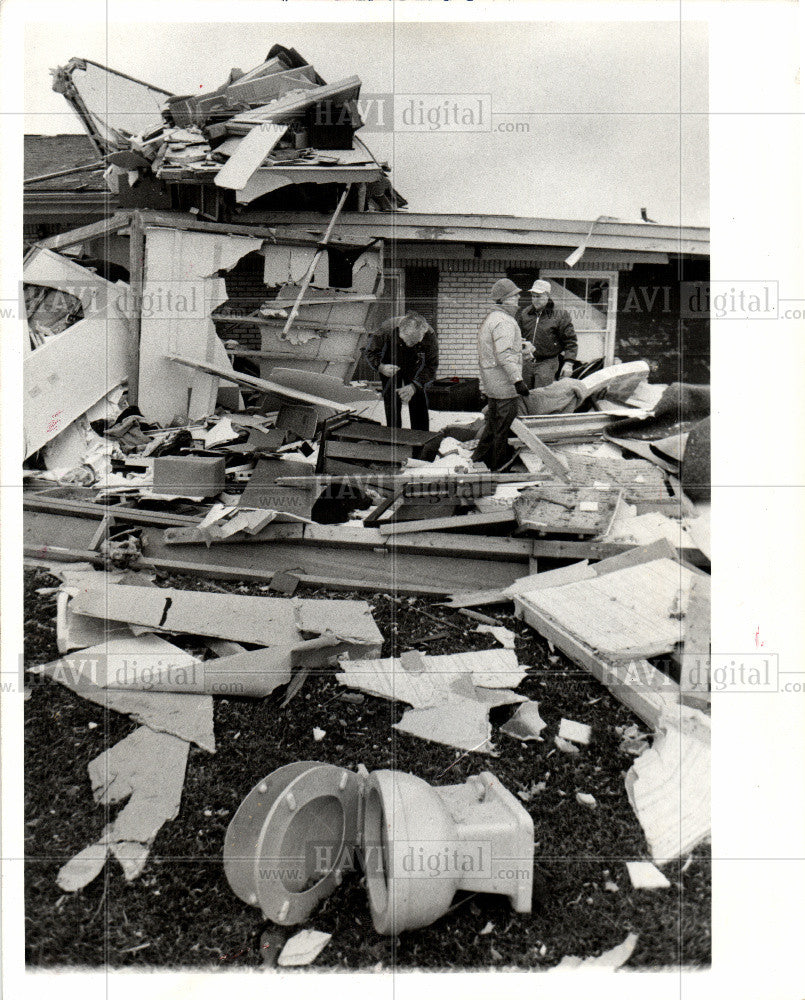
[{"x1": 224, "y1": 762, "x2": 533, "y2": 934}]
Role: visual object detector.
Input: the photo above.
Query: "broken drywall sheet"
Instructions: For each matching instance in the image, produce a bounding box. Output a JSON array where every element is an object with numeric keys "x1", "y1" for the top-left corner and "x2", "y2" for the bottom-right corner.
[
  {"x1": 31, "y1": 651, "x2": 216, "y2": 752},
  {"x1": 558, "y1": 718, "x2": 592, "y2": 745},
  {"x1": 625, "y1": 709, "x2": 711, "y2": 862},
  {"x1": 394, "y1": 697, "x2": 494, "y2": 753},
  {"x1": 522, "y1": 559, "x2": 695, "y2": 660},
  {"x1": 500, "y1": 700, "x2": 547, "y2": 742},
  {"x1": 625, "y1": 861, "x2": 671, "y2": 889},
  {"x1": 57, "y1": 726, "x2": 189, "y2": 890},
  {"x1": 277, "y1": 929, "x2": 332, "y2": 967},
  {"x1": 69, "y1": 585, "x2": 382, "y2": 650},
  {"x1": 138, "y1": 227, "x2": 262, "y2": 424},
  {"x1": 337, "y1": 649, "x2": 526, "y2": 708}
]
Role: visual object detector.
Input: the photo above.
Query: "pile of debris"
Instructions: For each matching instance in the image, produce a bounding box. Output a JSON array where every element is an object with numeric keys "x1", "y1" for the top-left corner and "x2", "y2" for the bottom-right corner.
[{"x1": 40, "y1": 47, "x2": 401, "y2": 209}]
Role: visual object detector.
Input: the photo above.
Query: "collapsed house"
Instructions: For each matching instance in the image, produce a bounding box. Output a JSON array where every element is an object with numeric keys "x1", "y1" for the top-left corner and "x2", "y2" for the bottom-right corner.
[{"x1": 22, "y1": 44, "x2": 712, "y2": 963}]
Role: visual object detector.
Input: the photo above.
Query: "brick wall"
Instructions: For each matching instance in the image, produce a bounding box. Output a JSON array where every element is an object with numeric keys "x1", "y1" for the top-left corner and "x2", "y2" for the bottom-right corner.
[
  {"x1": 214, "y1": 251, "x2": 266, "y2": 352},
  {"x1": 435, "y1": 259, "x2": 506, "y2": 377}
]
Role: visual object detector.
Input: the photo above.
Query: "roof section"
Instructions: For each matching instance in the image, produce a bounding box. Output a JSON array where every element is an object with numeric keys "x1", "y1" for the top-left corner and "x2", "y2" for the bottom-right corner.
[
  {"x1": 263, "y1": 211, "x2": 709, "y2": 256},
  {"x1": 24, "y1": 134, "x2": 107, "y2": 191}
]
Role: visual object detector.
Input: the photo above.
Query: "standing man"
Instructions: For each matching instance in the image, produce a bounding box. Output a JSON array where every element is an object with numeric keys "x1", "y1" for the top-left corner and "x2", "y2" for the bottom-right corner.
[
  {"x1": 517, "y1": 279, "x2": 578, "y2": 388},
  {"x1": 472, "y1": 278, "x2": 530, "y2": 471},
  {"x1": 365, "y1": 311, "x2": 439, "y2": 431}
]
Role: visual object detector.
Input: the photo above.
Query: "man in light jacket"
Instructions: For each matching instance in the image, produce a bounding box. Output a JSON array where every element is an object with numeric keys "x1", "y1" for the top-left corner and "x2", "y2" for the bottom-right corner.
[{"x1": 472, "y1": 278, "x2": 530, "y2": 471}]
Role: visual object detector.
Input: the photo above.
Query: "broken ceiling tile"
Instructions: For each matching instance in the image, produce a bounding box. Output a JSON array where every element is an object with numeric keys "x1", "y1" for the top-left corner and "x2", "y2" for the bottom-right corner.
[
  {"x1": 558, "y1": 718, "x2": 592, "y2": 745},
  {"x1": 277, "y1": 929, "x2": 332, "y2": 967},
  {"x1": 499, "y1": 701, "x2": 547, "y2": 742},
  {"x1": 625, "y1": 861, "x2": 671, "y2": 890}
]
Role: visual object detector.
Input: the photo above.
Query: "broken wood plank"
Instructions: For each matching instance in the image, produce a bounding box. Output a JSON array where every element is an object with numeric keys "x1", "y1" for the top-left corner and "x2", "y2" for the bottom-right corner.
[
  {"x1": 324, "y1": 440, "x2": 413, "y2": 464},
  {"x1": 164, "y1": 355, "x2": 356, "y2": 412},
  {"x1": 377, "y1": 509, "x2": 515, "y2": 537},
  {"x1": 510, "y1": 419, "x2": 570, "y2": 481},
  {"x1": 529, "y1": 536, "x2": 709, "y2": 568},
  {"x1": 214, "y1": 123, "x2": 288, "y2": 190}
]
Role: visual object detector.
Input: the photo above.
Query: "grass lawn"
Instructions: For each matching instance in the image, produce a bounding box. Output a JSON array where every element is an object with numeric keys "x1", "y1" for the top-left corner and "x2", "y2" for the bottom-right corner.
[{"x1": 23, "y1": 567, "x2": 710, "y2": 970}]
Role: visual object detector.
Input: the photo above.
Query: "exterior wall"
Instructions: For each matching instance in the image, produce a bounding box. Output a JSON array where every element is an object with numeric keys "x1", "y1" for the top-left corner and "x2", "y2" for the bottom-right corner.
[{"x1": 433, "y1": 259, "x2": 506, "y2": 377}]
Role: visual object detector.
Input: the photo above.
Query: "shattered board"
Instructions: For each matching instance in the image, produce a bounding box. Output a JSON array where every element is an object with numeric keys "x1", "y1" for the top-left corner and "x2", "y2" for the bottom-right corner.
[
  {"x1": 513, "y1": 485, "x2": 622, "y2": 537},
  {"x1": 521, "y1": 558, "x2": 695, "y2": 659}
]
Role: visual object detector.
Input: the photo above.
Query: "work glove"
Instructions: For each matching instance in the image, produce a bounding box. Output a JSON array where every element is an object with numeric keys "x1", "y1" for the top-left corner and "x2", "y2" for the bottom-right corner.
[
  {"x1": 514, "y1": 381, "x2": 530, "y2": 397},
  {"x1": 379, "y1": 364, "x2": 400, "y2": 377},
  {"x1": 397, "y1": 383, "x2": 415, "y2": 404},
  {"x1": 559, "y1": 361, "x2": 575, "y2": 378}
]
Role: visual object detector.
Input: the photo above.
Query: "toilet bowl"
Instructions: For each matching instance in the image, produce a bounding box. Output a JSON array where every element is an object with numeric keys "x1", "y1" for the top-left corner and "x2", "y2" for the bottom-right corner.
[{"x1": 224, "y1": 763, "x2": 534, "y2": 935}]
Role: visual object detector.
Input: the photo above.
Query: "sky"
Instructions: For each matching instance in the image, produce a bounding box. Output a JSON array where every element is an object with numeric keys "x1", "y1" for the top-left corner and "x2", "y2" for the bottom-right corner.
[{"x1": 23, "y1": 19, "x2": 708, "y2": 225}]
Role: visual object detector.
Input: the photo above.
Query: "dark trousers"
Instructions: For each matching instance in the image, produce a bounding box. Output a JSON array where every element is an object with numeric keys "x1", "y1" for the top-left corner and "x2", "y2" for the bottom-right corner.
[
  {"x1": 471, "y1": 396, "x2": 520, "y2": 471},
  {"x1": 381, "y1": 375, "x2": 430, "y2": 431}
]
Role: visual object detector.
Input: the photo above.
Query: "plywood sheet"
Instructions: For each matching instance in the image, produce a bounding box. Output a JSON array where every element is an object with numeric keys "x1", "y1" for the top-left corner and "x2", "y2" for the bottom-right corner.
[
  {"x1": 513, "y1": 486, "x2": 622, "y2": 537},
  {"x1": 523, "y1": 559, "x2": 694, "y2": 659}
]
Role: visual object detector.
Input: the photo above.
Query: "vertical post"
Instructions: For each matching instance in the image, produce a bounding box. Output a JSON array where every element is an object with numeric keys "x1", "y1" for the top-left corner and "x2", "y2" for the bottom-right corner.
[{"x1": 127, "y1": 211, "x2": 145, "y2": 405}]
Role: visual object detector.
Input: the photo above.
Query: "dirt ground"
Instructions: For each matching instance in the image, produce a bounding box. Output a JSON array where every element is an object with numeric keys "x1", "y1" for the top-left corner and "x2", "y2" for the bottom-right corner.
[{"x1": 23, "y1": 566, "x2": 710, "y2": 970}]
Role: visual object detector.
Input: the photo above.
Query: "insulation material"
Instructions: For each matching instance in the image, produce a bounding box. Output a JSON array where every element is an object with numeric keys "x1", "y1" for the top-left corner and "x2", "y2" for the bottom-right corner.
[
  {"x1": 263, "y1": 244, "x2": 329, "y2": 287},
  {"x1": 235, "y1": 164, "x2": 382, "y2": 204},
  {"x1": 625, "y1": 710, "x2": 711, "y2": 862},
  {"x1": 57, "y1": 727, "x2": 189, "y2": 890},
  {"x1": 137, "y1": 227, "x2": 262, "y2": 424},
  {"x1": 69, "y1": 584, "x2": 383, "y2": 649},
  {"x1": 523, "y1": 559, "x2": 695, "y2": 660}
]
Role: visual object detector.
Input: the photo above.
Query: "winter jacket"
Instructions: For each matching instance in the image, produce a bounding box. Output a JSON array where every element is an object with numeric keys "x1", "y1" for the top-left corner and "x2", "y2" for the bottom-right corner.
[
  {"x1": 365, "y1": 313, "x2": 439, "y2": 387},
  {"x1": 517, "y1": 299, "x2": 578, "y2": 361},
  {"x1": 477, "y1": 307, "x2": 523, "y2": 399}
]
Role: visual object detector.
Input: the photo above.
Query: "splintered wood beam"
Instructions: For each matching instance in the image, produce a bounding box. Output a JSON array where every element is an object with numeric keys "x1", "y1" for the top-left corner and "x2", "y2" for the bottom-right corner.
[
  {"x1": 163, "y1": 355, "x2": 356, "y2": 412},
  {"x1": 511, "y1": 419, "x2": 570, "y2": 481}
]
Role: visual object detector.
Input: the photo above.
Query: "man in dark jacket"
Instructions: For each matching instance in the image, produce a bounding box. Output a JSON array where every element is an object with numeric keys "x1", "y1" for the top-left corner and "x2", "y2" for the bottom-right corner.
[
  {"x1": 516, "y1": 279, "x2": 578, "y2": 388},
  {"x1": 365, "y1": 311, "x2": 439, "y2": 430}
]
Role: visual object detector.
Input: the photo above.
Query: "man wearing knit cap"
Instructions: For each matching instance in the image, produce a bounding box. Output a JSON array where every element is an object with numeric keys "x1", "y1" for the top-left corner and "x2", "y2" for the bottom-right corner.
[
  {"x1": 517, "y1": 279, "x2": 578, "y2": 388},
  {"x1": 471, "y1": 278, "x2": 530, "y2": 471}
]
